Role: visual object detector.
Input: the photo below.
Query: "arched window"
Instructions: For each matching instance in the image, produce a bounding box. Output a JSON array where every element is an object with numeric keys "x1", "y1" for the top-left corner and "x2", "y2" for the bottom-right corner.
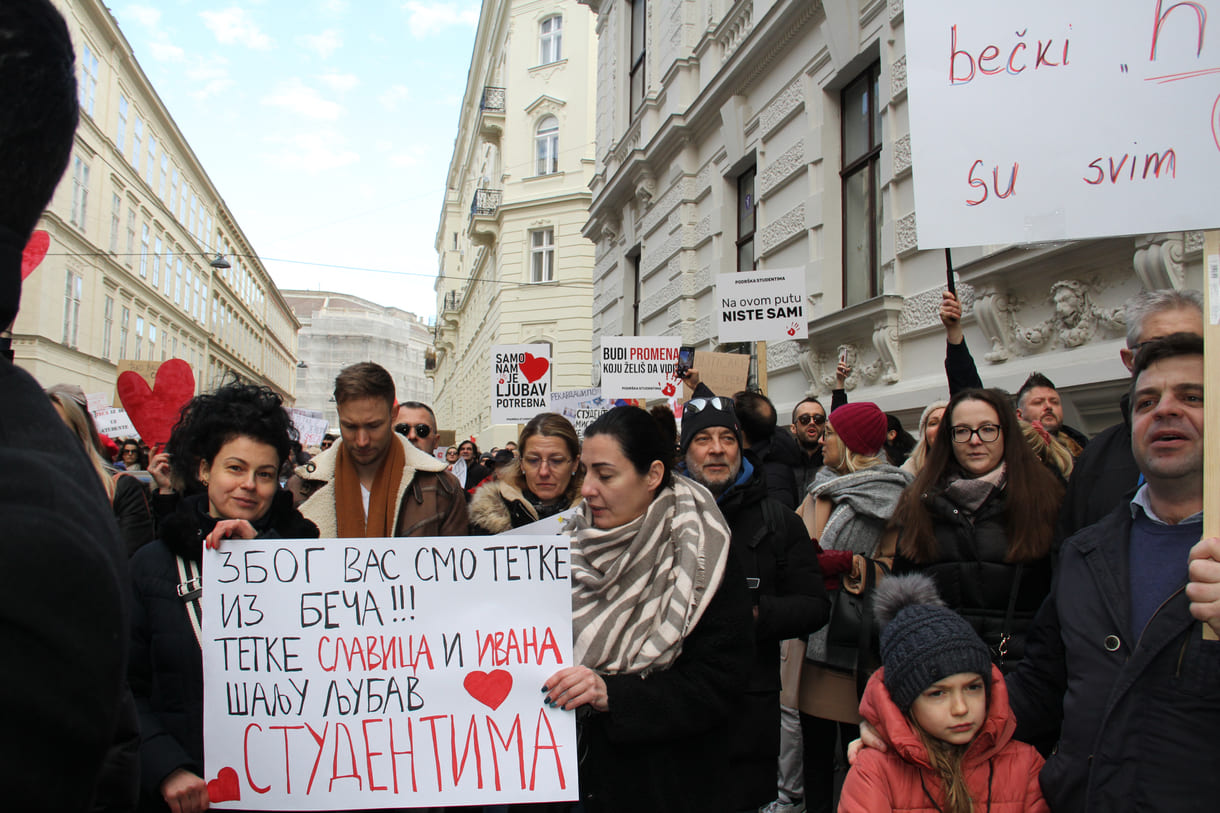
[
  {"x1": 540, "y1": 16, "x2": 562, "y2": 64},
  {"x1": 535, "y1": 116, "x2": 559, "y2": 175}
]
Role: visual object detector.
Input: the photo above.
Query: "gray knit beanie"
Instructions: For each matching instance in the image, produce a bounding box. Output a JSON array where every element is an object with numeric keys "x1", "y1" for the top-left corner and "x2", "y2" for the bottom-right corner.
[{"x1": 875, "y1": 574, "x2": 992, "y2": 710}]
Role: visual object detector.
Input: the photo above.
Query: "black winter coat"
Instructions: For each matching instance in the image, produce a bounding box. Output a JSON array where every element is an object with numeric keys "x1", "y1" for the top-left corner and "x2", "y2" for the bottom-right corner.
[
  {"x1": 113, "y1": 471, "x2": 156, "y2": 556},
  {"x1": 577, "y1": 554, "x2": 755, "y2": 813},
  {"x1": 128, "y1": 492, "x2": 318, "y2": 811},
  {"x1": 1008, "y1": 506, "x2": 1220, "y2": 811},
  {"x1": 1056, "y1": 395, "x2": 1140, "y2": 544},
  {"x1": 714, "y1": 456, "x2": 830, "y2": 808},
  {"x1": 895, "y1": 487, "x2": 1052, "y2": 668}
]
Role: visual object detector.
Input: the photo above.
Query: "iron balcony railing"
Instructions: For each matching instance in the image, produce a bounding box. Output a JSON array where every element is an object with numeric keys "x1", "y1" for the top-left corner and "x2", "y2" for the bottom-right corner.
[
  {"x1": 470, "y1": 188, "x2": 502, "y2": 217},
  {"x1": 480, "y1": 86, "x2": 506, "y2": 113}
]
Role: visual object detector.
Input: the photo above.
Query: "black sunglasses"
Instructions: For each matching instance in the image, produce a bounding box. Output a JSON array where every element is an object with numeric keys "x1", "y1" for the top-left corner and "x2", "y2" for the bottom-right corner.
[
  {"x1": 394, "y1": 423, "x2": 431, "y2": 438},
  {"x1": 796, "y1": 413, "x2": 826, "y2": 426}
]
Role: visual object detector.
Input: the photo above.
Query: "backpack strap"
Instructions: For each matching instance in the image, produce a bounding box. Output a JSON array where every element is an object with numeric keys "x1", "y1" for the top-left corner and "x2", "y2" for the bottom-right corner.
[{"x1": 175, "y1": 555, "x2": 203, "y2": 649}]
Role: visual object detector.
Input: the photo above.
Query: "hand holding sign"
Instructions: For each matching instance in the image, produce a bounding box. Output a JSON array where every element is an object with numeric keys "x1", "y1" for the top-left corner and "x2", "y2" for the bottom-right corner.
[
  {"x1": 1186, "y1": 537, "x2": 1220, "y2": 639},
  {"x1": 940, "y1": 291, "x2": 965, "y2": 345}
]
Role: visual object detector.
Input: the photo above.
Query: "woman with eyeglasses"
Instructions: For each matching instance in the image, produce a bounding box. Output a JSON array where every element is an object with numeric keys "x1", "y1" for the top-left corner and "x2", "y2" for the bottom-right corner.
[
  {"x1": 537, "y1": 405, "x2": 754, "y2": 812},
  {"x1": 884, "y1": 388, "x2": 1064, "y2": 674},
  {"x1": 468, "y1": 413, "x2": 585, "y2": 534}
]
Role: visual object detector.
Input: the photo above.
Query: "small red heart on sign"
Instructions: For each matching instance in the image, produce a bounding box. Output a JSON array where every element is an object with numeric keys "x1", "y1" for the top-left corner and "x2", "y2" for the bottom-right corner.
[
  {"x1": 662, "y1": 382, "x2": 676, "y2": 397},
  {"x1": 518, "y1": 353, "x2": 549, "y2": 383},
  {"x1": 117, "y1": 358, "x2": 195, "y2": 447},
  {"x1": 207, "y1": 766, "x2": 241, "y2": 803},
  {"x1": 464, "y1": 669, "x2": 513, "y2": 710},
  {"x1": 21, "y1": 230, "x2": 50, "y2": 281}
]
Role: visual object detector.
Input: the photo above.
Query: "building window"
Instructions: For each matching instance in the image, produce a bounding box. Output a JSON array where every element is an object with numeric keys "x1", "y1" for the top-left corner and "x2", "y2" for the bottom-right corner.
[
  {"x1": 164, "y1": 247, "x2": 174, "y2": 296},
  {"x1": 535, "y1": 116, "x2": 559, "y2": 175},
  {"x1": 630, "y1": 250, "x2": 642, "y2": 335},
  {"x1": 184, "y1": 267, "x2": 193, "y2": 314},
  {"x1": 179, "y1": 184, "x2": 188, "y2": 222},
  {"x1": 171, "y1": 168, "x2": 180, "y2": 210},
  {"x1": 126, "y1": 209, "x2": 136, "y2": 267},
  {"x1": 119, "y1": 307, "x2": 130, "y2": 359},
  {"x1": 135, "y1": 316, "x2": 144, "y2": 361},
  {"x1": 159, "y1": 154, "x2": 169, "y2": 199},
  {"x1": 189, "y1": 195, "x2": 198, "y2": 236},
  {"x1": 117, "y1": 96, "x2": 128, "y2": 153},
  {"x1": 70, "y1": 157, "x2": 89, "y2": 229},
  {"x1": 152, "y1": 236, "x2": 162, "y2": 287},
  {"x1": 530, "y1": 228, "x2": 555, "y2": 282},
  {"x1": 736, "y1": 165, "x2": 756, "y2": 272},
  {"x1": 110, "y1": 194, "x2": 121, "y2": 253},
  {"x1": 149, "y1": 324, "x2": 157, "y2": 360},
  {"x1": 174, "y1": 259, "x2": 183, "y2": 305},
  {"x1": 139, "y1": 224, "x2": 150, "y2": 278},
  {"x1": 146, "y1": 135, "x2": 157, "y2": 186},
  {"x1": 204, "y1": 214, "x2": 214, "y2": 251},
  {"x1": 540, "y1": 16, "x2": 562, "y2": 64},
  {"x1": 132, "y1": 118, "x2": 143, "y2": 172},
  {"x1": 62, "y1": 271, "x2": 83, "y2": 347},
  {"x1": 629, "y1": 0, "x2": 646, "y2": 118},
  {"x1": 199, "y1": 284, "x2": 208, "y2": 322},
  {"x1": 102, "y1": 296, "x2": 114, "y2": 361},
  {"x1": 79, "y1": 44, "x2": 99, "y2": 117},
  {"x1": 841, "y1": 61, "x2": 883, "y2": 307}
]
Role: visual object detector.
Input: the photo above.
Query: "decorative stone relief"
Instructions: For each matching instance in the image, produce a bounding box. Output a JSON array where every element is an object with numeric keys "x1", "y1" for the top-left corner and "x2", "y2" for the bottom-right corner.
[
  {"x1": 893, "y1": 134, "x2": 912, "y2": 177},
  {"x1": 889, "y1": 0, "x2": 904, "y2": 26},
  {"x1": 600, "y1": 213, "x2": 620, "y2": 244},
  {"x1": 891, "y1": 56, "x2": 908, "y2": 101},
  {"x1": 695, "y1": 215, "x2": 714, "y2": 243},
  {"x1": 759, "y1": 139, "x2": 806, "y2": 198},
  {"x1": 717, "y1": 0, "x2": 753, "y2": 65},
  {"x1": 796, "y1": 345, "x2": 820, "y2": 397},
  {"x1": 766, "y1": 339, "x2": 802, "y2": 372},
  {"x1": 821, "y1": 343, "x2": 861, "y2": 391},
  {"x1": 642, "y1": 177, "x2": 693, "y2": 236},
  {"x1": 695, "y1": 162, "x2": 713, "y2": 198},
  {"x1": 870, "y1": 319, "x2": 901, "y2": 384},
  {"x1": 686, "y1": 265, "x2": 714, "y2": 297},
  {"x1": 973, "y1": 288, "x2": 1020, "y2": 362},
  {"x1": 895, "y1": 212, "x2": 918, "y2": 256},
  {"x1": 759, "y1": 202, "x2": 807, "y2": 256},
  {"x1": 1132, "y1": 233, "x2": 1185, "y2": 291},
  {"x1": 761, "y1": 78, "x2": 804, "y2": 140},
  {"x1": 1012, "y1": 279, "x2": 1126, "y2": 352},
  {"x1": 692, "y1": 315, "x2": 715, "y2": 344},
  {"x1": 643, "y1": 228, "x2": 684, "y2": 277},
  {"x1": 642, "y1": 280, "x2": 679, "y2": 320},
  {"x1": 635, "y1": 169, "x2": 657, "y2": 208},
  {"x1": 898, "y1": 283, "x2": 978, "y2": 334},
  {"x1": 1184, "y1": 231, "x2": 1204, "y2": 255}
]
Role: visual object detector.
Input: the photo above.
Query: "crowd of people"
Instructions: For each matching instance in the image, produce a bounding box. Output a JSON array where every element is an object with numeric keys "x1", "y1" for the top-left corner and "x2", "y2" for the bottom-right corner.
[{"x1": 2, "y1": 3, "x2": 1219, "y2": 813}]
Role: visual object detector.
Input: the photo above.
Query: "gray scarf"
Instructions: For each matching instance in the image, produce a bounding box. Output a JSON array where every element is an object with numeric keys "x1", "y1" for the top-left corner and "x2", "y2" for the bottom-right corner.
[{"x1": 569, "y1": 476, "x2": 730, "y2": 675}]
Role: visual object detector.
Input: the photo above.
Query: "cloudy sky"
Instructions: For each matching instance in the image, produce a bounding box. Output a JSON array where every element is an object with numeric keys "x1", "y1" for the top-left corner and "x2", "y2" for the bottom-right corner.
[{"x1": 111, "y1": 1, "x2": 483, "y2": 321}]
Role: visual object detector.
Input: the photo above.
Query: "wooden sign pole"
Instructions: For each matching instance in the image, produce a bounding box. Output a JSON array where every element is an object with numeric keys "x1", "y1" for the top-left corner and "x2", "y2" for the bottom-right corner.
[{"x1": 1204, "y1": 230, "x2": 1219, "y2": 639}]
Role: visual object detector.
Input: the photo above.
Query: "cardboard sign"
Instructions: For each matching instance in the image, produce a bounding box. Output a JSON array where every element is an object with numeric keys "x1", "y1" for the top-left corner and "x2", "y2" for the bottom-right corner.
[
  {"x1": 202, "y1": 536, "x2": 578, "y2": 809},
  {"x1": 599, "y1": 337, "x2": 683, "y2": 399},
  {"x1": 492, "y1": 345, "x2": 552, "y2": 425},
  {"x1": 289, "y1": 408, "x2": 328, "y2": 448},
  {"x1": 905, "y1": 1, "x2": 1220, "y2": 247},
  {"x1": 717, "y1": 268, "x2": 808, "y2": 342},
  {"x1": 92, "y1": 407, "x2": 139, "y2": 440},
  {"x1": 681, "y1": 351, "x2": 751, "y2": 400}
]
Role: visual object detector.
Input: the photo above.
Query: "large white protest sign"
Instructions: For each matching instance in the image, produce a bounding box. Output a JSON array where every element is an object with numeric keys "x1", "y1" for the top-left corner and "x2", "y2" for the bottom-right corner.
[
  {"x1": 288, "y1": 408, "x2": 328, "y2": 448},
  {"x1": 492, "y1": 345, "x2": 552, "y2": 425},
  {"x1": 202, "y1": 537, "x2": 577, "y2": 809},
  {"x1": 905, "y1": 0, "x2": 1220, "y2": 247},
  {"x1": 717, "y1": 268, "x2": 808, "y2": 343},
  {"x1": 92, "y1": 407, "x2": 138, "y2": 439},
  {"x1": 599, "y1": 336, "x2": 682, "y2": 399}
]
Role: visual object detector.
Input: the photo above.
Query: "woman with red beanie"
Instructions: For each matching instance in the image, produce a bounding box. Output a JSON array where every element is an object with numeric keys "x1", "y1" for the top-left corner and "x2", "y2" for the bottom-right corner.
[{"x1": 794, "y1": 401, "x2": 913, "y2": 813}]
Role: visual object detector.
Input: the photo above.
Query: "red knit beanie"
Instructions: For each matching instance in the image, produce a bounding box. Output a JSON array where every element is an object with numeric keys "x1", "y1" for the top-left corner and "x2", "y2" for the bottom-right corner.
[{"x1": 828, "y1": 402, "x2": 887, "y2": 456}]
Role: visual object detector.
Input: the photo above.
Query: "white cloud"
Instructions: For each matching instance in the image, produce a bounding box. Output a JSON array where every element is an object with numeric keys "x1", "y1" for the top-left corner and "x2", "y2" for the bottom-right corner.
[
  {"x1": 299, "y1": 29, "x2": 342, "y2": 58},
  {"x1": 263, "y1": 132, "x2": 360, "y2": 172},
  {"x1": 148, "y1": 38, "x2": 186, "y2": 62},
  {"x1": 124, "y1": 4, "x2": 161, "y2": 27},
  {"x1": 319, "y1": 73, "x2": 360, "y2": 92},
  {"x1": 263, "y1": 78, "x2": 344, "y2": 120},
  {"x1": 378, "y1": 84, "x2": 410, "y2": 111},
  {"x1": 320, "y1": 0, "x2": 350, "y2": 13},
  {"x1": 201, "y1": 8, "x2": 274, "y2": 50},
  {"x1": 187, "y1": 59, "x2": 235, "y2": 101},
  {"x1": 402, "y1": 1, "x2": 479, "y2": 38}
]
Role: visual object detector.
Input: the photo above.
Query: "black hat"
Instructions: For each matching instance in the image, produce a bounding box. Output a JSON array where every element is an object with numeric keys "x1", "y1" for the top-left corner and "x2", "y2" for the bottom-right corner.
[{"x1": 679, "y1": 395, "x2": 743, "y2": 453}]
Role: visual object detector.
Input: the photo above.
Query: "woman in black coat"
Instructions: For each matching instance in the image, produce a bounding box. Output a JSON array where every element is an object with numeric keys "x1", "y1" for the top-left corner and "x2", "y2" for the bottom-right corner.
[{"x1": 128, "y1": 382, "x2": 318, "y2": 813}]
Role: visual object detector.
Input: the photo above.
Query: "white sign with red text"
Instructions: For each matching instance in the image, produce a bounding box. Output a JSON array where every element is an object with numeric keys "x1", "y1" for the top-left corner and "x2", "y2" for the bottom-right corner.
[
  {"x1": 202, "y1": 536, "x2": 578, "y2": 809},
  {"x1": 598, "y1": 336, "x2": 683, "y2": 399},
  {"x1": 492, "y1": 344, "x2": 552, "y2": 425}
]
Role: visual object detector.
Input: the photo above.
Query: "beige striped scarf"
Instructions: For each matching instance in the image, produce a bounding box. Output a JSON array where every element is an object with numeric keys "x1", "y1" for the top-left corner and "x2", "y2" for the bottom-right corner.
[{"x1": 569, "y1": 475, "x2": 731, "y2": 675}]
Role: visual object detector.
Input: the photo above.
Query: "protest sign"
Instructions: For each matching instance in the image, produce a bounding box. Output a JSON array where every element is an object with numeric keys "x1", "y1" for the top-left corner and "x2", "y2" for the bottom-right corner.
[
  {"x1": 681, "y1": 351, "x2": 751, "y2": 400},
  {"x1": 905, "y1": 1, "x2": 1220, "y2": 248},
  {"x1": 599, "y1": 336, "x2": 682, "y2": 399},
  {"x1": 86, "y1": 392, "x2": 110, "y2": 413},
  {"x1": 492, "y1": 345, "x2": 552, "y2": 425},
  {"x1": 500, "y1": 508, "x2": 579, "y2": 537},
  {"x1": 92, "y1": 407, "x2": 138, "y2": 439},
  {"x1": 717, "y1": 268, "x2": 808, "y2": 343},
  {"x1": 289, "y1": 408, "x2": 328, "y2": 448},
  {"x1": 202, "y1": 536, "x2": 578, "y2": 809},
  {"x1": 550, "y1": 388, "x2": 609, "y2": 435}
]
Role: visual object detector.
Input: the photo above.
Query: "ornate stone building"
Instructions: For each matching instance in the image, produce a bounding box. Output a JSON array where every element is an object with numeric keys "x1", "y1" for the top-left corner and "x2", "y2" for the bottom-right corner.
[
  {"x1": 578, "y1": 0, "x2": 1205, "y2": 430},
  {"x1": 431, "y1": 0, "x2": 598, "y2": 445}
]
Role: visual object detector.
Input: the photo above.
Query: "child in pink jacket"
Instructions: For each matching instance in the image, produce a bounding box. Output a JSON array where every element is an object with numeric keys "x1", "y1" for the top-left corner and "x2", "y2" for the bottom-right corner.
[{"x1": 839, "y1": 574, "x2": 1048, "y2": 813}]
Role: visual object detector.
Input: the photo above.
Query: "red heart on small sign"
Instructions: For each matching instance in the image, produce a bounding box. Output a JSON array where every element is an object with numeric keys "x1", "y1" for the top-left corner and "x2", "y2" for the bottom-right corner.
[
  {"x1": 518, "y1": 353, "x2": 549, "y2": 383},
  {"x1": 117, "y1": 358, "x2": 195, "y2": 447},
  {"x1": 21, "y1": 230, "x2": 50, "y2": 280},
  {"x1": 207, "y1": 766, "x2": 241, "y2": 803},
  {"x1": 464, "y1": 669, "x2": 513, "y2": 710}
]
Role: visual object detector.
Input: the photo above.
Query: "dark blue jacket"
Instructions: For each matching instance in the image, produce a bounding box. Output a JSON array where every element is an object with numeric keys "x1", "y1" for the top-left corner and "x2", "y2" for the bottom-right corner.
[{"x1": 1007, "y1": 505, "x2": 1220, "y2": 811}]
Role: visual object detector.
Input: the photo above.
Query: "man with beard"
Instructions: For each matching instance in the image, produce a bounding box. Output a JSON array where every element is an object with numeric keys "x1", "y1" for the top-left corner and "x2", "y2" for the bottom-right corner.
[
  {"x1": 790, "y1": 363, "x2": 849, "y2": 494},
  {"x1": 1014, "y1": 372, "x2": 1089, "y2": 456},
  {"x1": 681, "y1": 390, "x2": 829, "y2": 812}
]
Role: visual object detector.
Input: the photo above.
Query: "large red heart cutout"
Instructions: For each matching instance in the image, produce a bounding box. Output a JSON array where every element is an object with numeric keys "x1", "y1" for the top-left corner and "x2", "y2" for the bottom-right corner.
[
  {"x1": 463, "y1": 669, "x2": 513, "y2": 710},
  {"x1": 21, "y1": 230, "x2": 50, "y2": 281},
  {"x1": 117, "y1": 359, "x2": 195, "y2": 447},
  {"x1": 207, "y1": 766, "x2": 241, "y2": 803},
  {"x1": 519, "y1": 353, "x2": 549, "y2": 384}
]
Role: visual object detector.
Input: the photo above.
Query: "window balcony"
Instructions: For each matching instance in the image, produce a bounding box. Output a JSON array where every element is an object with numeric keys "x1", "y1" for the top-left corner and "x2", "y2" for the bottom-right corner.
[
  {"x1": 468, "y1": 188, "x2": 502, "y2": 245},
  {"x1": 479, "y1": 86, "x2": 506, "y2": 140}
]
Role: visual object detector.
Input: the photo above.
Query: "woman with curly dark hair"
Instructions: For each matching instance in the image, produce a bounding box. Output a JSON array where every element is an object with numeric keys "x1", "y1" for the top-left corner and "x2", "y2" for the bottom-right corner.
[{"x1": 127, "y1": 381, "x2": 319, "y2": 813}]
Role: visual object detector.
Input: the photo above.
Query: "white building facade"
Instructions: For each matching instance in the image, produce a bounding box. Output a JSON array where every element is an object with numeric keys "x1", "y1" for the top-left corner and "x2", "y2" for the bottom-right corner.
[
  {"x1": 431, "y1": 0, "x2": 599, "y2": 445},
  {"x1": 11, "y1": 0, "x2": 298, "y2": 400},
  {"x1": 579, "y1": 0, "x2": 1206, "y2": 429}
]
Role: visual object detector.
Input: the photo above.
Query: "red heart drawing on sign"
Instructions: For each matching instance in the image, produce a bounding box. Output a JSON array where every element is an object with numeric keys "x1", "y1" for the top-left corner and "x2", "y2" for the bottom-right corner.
[
  {"x1": 464, "y1": 669, "x2": 513, "y2": 710},
  {"x1": 207, "y1": 766, "x2": 241, "y2": 803},
  {"x1": 21, "y1": 230, "x2": 50, "y2": 281},
  {"x1": 117, "y1": 358, "x2": 196, "y2": 447},
  {"x1": 518, "y1": 353, "x2": 549, "y2": 383}
]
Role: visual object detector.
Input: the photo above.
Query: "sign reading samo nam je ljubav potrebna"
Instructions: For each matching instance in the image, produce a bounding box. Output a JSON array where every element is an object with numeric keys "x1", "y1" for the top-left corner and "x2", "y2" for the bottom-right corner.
[
  {"x1": 904, "y1": 0, "x2": 1220, "y2": 248},
  {"x1": 202, "y1": 536, "x2": 578, "y2": 809},
  {"x1": 492, "y1": 345, "x2": 552, "y2": 426}
]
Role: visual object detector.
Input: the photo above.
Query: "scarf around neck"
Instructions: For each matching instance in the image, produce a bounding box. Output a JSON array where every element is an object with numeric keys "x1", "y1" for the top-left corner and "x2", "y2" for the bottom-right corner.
[
  {"x1": 568, "y1": 475, "x2": 731, "y2": 675},
  {"x1": 334, "y1": 438, "x2": 405, "y2": 537},
  {"x1": 943, "y1": 461, "x2": 1007, "y2": 515}
]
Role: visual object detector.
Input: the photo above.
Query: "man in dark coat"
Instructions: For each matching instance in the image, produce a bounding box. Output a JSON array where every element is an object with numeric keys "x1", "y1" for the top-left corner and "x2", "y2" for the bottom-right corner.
[
  {"x1": 0, "y1": 3, "x2": 134, "y2": 808},
  {"x1": 1007, "y1": 334, "x2": 1219, "y2": 811},
  {"x1": 680, "y1": 391, "x2": 830, "y2": 811},
  {"x1": 734, "y1": 389, "x2": 802, "y2": 509}
]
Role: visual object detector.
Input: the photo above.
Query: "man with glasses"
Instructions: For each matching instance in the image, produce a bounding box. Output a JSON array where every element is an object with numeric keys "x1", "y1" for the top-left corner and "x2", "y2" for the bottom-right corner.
[
  {"x1": 791, "y1": 381, "x2": 848, "y2": 494},
  {"x1": 395, "y1": 400, "x2": 440, "y2": 454},
  {"x1": 294, "y1": 362, "x2": 467, "y2": 537}
]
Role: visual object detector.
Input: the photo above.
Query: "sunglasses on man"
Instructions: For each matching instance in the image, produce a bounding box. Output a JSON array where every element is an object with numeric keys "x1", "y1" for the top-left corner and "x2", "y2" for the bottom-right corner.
[
  {"x1": 795, "y1": 413, "x2": 826, "y2": 426},
  {"x1": 394, "y1": 423, "x2": 431, "y2": 438}
]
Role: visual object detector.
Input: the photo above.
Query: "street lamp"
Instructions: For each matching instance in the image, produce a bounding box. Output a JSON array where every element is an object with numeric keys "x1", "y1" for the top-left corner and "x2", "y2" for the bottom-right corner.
[{"x1": 209, "y1": 253, "x2": 231, "y2": 270}]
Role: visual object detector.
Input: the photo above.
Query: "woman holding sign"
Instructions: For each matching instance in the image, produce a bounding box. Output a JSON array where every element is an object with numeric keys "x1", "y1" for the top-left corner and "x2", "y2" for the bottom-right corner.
[
  {"x1": 128, "y1": 381, "x2": 318, "y2": 813},
  {"x1": 541, "y1": 405, "x2": 754, "y2": 812},
  {"x1": 468, "y1": 413, "x2": 584, "y2": 534}
]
